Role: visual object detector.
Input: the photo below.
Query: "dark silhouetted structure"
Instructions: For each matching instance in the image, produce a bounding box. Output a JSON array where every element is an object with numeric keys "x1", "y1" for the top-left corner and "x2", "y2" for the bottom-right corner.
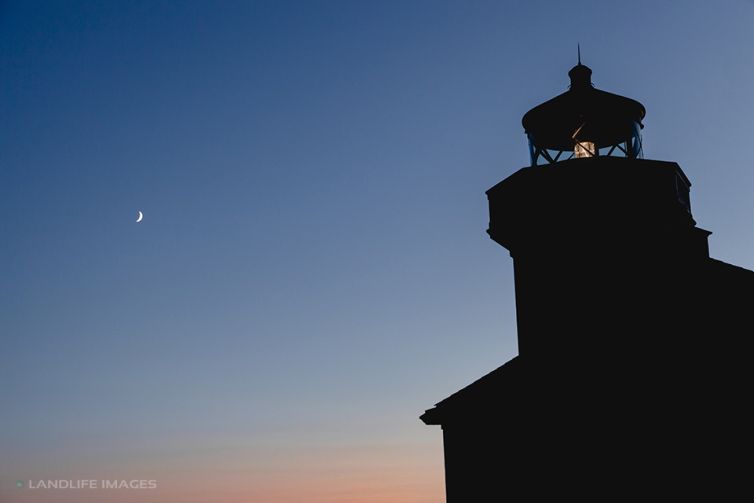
[{"x1": 421, "y1": 61, "x2": 753, "y2": 499}]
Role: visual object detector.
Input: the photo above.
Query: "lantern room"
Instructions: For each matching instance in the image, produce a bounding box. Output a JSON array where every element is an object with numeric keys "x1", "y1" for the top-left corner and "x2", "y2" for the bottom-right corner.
[{"x1": 522, "y1": 61, "x2": 646, "y2": 166}]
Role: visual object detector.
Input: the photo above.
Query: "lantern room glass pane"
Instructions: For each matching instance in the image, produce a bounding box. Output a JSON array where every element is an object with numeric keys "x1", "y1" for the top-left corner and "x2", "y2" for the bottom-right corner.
[{"x1": 574, "y1": 141, "x2": 596, "y2": 158}]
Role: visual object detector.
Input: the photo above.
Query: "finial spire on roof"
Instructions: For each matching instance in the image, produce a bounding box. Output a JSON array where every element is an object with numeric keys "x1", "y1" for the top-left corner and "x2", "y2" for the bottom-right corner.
[{"x1": 577, "y1": 44, "x2": 581, "y2": 65}]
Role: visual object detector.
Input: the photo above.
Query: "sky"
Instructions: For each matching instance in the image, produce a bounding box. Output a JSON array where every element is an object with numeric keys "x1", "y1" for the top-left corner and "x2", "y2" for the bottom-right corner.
[{"x1": 2, "y1": 1, "x2": 753, "y2": 501}]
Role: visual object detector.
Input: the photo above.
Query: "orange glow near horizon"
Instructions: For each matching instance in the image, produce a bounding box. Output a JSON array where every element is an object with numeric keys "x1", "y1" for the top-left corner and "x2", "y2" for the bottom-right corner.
[{"x1": 2, "y1": 442, "x2": 445, "y2": 503}]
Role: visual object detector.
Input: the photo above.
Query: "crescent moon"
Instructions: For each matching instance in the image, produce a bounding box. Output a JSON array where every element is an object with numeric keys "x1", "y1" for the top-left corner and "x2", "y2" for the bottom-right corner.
[{"x1": 136, "y1": 211, "x2": 143, "y2": 223}]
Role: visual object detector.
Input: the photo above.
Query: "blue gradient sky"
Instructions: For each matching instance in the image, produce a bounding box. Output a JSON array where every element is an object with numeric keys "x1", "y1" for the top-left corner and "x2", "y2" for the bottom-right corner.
[{"x1": 2, "y1": 1, "x2": 753, "y2": 501}]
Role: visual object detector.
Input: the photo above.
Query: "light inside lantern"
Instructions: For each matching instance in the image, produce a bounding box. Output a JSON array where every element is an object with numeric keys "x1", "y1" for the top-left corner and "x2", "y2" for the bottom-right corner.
[{"x1": 574, "y1": 141, "x2": 596, "y2": 158}]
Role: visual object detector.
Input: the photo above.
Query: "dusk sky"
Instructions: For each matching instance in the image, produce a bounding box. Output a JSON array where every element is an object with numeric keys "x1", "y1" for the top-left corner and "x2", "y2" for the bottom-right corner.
[{"x1": 2, "y1": 1, "x2": 753, "y2": 501}]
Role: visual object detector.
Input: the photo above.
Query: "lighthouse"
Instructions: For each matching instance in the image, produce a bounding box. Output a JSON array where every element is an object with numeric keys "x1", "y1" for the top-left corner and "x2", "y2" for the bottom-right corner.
[{"x1": 421, "y1": 59, "x2": 754, "y2": 500}]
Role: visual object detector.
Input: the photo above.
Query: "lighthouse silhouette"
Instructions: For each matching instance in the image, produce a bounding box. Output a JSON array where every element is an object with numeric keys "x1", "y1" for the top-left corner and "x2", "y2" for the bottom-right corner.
[{"x1": 421, "y1": 58, "x2": 754, "y2": 499}]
